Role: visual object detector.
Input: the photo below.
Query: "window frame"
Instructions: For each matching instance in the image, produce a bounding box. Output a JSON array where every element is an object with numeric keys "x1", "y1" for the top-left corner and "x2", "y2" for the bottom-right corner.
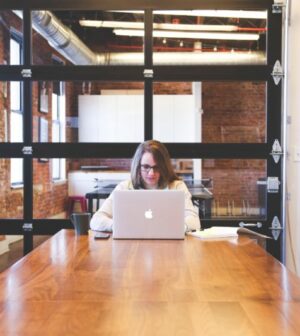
[
  {"x1": 9, "y1": 30, "x2": 23, "y2": 187},
  {"x1": 51, "y1": 80, "x2": 66, "y2": 181}
]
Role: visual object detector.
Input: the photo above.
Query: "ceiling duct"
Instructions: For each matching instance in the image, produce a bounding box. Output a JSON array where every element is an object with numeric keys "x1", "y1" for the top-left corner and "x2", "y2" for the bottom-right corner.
[
  {"x1": 31, "y1": 11, "x2": 98, "y2": 65},
  {"x1": 19, "y1": 10, "x2": 266, "y2": 65},
  {"x1": 103, "y1": 51, "x2": 265, "y2": 65}
]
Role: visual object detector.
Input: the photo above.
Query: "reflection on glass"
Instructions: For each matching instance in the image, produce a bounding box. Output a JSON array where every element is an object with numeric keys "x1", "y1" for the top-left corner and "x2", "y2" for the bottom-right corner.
[
  {"x1": 32, "y1": 10, "x2": 144, "y2": 65},
  {"x1": 33, "y1": 158, "x2": 130, "y2": 219},
  {"x1": 0, "y1": 159, "x2": 23, "y2": 219},
  {"x1": 32, "y1": 81, "x2": 144, "y2": 143},
  {"x1": 153, "y1": 10, "x2": 267, "y2": 65},
  {"x1": 153, "y1": 81, "x2": 266, "y2": 143}
]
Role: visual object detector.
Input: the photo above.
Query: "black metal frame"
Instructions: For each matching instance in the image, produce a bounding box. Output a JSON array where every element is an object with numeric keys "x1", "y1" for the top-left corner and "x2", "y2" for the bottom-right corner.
[{"x1": 0, "y1": 0, "x2": 282, "y2": 259}]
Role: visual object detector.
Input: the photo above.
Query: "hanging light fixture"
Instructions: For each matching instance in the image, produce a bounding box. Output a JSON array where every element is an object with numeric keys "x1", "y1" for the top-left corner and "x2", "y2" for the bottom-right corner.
[{"x1": 113, "y1": 29, "x2": 260, "y2": 41}]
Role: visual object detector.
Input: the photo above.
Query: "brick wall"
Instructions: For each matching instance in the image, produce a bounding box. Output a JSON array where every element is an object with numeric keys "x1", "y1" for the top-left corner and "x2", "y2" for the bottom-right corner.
[
  {"x1": 201, "y1": 82, "x2": 266, "y2": 214},
  {"x1": 202, "y1": 81, "x2": 265, "y2": 143},
  {"x1": 0, "y1": 12, "x2": 24, "y2": 221},
  {"x1": 0, "y1": 11, "x2": 69, "y2": 220},
  {"x1": 0, "y1": 16, "x2": 8, "y2": 238}
]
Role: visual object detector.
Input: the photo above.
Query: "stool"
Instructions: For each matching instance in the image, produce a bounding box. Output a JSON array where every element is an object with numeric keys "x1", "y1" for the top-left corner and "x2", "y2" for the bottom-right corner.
[{"x1": 67, "y1": 196, "x2": 87, "y2": 216}]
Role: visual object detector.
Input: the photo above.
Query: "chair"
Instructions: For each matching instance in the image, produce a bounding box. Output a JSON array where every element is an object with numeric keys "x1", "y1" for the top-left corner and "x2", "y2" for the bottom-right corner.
[{"x1": 67, "y1": 196, "x2": 87, "y2": 216}]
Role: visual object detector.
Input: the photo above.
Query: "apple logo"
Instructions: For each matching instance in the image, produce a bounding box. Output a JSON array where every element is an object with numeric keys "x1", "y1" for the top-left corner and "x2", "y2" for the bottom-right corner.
[{"x1": 144, "y1": 209, "x2": 153, "y2": 219}]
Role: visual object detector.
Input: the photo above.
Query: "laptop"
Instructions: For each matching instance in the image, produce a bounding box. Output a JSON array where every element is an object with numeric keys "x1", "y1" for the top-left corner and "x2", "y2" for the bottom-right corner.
[{"x1": 112, "y1": 190, "x2": 185, "y2": 239}]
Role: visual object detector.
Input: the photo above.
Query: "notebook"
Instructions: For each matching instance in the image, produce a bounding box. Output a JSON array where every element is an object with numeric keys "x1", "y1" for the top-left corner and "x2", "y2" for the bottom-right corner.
[
  {"x1": 112, "y1": 190, "x2": 185, "y2": 239},
  {"x1": 187, "y1": 226, "x2": 271, "y2": 240}
]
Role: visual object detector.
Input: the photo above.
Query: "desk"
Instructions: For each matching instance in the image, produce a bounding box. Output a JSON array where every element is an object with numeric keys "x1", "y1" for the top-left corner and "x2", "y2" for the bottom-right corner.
[
  {"x1": 85, "y1": 185, "x2": 115, "y2": 213},
  {"x1": 85, "y1": 181, "x2": 213, "y2": 217},
  {"x1": 1, "y1": 230, "x2": 300, "y2": 335}
]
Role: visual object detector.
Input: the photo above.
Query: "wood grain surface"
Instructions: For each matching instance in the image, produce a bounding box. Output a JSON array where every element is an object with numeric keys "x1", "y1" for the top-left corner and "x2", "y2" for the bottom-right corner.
[{"x1": 0, "y1": 230, "x2": 300, "y2": 336}]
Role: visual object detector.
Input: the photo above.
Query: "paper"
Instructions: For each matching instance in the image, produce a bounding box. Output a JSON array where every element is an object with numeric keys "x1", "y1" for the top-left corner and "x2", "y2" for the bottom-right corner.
[{"x1": 187, "y1": 226, "x2": 271, "y2": 240}]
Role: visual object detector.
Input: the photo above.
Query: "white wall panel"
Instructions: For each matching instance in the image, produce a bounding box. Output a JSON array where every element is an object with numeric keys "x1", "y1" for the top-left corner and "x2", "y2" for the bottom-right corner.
[{"x1": 78, "y1": 95, "x2": 143, "y2": 142}]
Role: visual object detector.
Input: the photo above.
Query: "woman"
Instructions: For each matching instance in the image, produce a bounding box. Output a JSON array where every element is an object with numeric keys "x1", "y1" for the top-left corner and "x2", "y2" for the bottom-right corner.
[{"x1": 90, "y1": 140, "x2": 200, "y2": 232}]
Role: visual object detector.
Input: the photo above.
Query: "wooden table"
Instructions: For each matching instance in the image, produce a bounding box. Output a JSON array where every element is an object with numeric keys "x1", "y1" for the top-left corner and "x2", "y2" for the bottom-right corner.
[{"x1": 0, "y1": 230, "x2": 300, "y2": 335}]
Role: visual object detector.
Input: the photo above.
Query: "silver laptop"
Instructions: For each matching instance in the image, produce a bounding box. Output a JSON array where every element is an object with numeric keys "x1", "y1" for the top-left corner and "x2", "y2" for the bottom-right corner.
[{"x1": 112, "y1": 190, "x2": 185, "y2": 239}]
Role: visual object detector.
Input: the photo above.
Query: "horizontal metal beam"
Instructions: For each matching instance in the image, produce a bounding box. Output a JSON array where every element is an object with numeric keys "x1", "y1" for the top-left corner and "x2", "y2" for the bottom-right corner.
[
  {"x1": 0, "y1": 65, "x2": 271, "y2": 81},
  {"x1": 0, "y1": 65, "x2": 145, "y2": 81},
  {"x1": 154, "y1": 65, "x2": 270, "y2": 81},
  {"x1": 0, "y1": 0, "x2": 273, "y2": 11},
  {"x1": 0, "y1": 143, "x2": 269, "y2": 159},
  {"x1": 0, "y1": 219, "x2": 72, "y2": 235}
]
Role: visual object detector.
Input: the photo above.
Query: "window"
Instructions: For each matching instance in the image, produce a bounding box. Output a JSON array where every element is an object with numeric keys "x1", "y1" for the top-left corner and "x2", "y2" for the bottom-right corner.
[
  {"x1": 10, "y1": 33, "x2": 23, "y2": 186},
  {"x1": 52, "y1": 80, "x2": 66, "y2": 181}
]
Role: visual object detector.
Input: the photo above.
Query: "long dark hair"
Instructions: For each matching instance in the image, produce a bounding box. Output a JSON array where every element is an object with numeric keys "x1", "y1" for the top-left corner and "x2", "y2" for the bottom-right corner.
[{"x1": 131, "y1": 140, "x2": 179, "y2": 189}]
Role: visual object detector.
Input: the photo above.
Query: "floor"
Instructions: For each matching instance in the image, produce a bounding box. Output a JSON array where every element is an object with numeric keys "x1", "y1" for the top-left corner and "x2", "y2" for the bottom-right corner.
[{"x1": 0, "y1": 235, "x2": 50, "y2": 273}]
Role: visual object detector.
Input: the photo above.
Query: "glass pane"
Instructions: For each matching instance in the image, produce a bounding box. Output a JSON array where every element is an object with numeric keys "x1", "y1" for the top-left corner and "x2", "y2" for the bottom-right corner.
[
  {"x1": 0, "y1": 81, "x2": 23, "y2": 143},
  {"x1": 52, "y1": 94, "x2": 58, "y2": 120},
  {"x1": 173, "y1": 158, "x2": 266, "y2": 220},
  {"x1": 52, "y1": 158, "x2": 60, "y2": 180},
  {"x1": 52, "y1": 123, "x2": 60, "y2": 142},
  {"x1": 10, "y1": 158, "x2": 23, "y2": 185},
  {"x1": 153, "y1": 81, "x2": 266, "y2": 143},
  {"x1": 153, "y1": 10, "x2": 267, "y2": 65},
  {"x1": 10, "y1": 82, "x2": 21, "y2": 111},
  {"x1": 10, "y1": 38, "x2": 21, "y2": 65},
  {"x1": 32, "y1": 10, "x2": 144, "y2": 66},
  {"x1": 10, "y1": 112, "x2": 23, "y2": 142},
  {"x1": 0, "y1": 10, "x2": 23, "y2": 65},
  {"x1": 0, "y1": 82, "x2": 8, "y2": 142},
  {"x1": 33, "y1": 158, "x2": 131, "y2": 219},
  {"x1": 32, "y1": 81, "x2": 144, "y2": 143},
  {"x1": 0, "y1": 159, "x2": 23, "y2": 219}
]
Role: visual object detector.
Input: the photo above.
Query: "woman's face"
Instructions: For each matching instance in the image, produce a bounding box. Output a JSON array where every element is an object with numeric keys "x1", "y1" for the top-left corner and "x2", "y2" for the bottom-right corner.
[{"x1": 140, "y1": 152, "x2": 160, "y2": 189}]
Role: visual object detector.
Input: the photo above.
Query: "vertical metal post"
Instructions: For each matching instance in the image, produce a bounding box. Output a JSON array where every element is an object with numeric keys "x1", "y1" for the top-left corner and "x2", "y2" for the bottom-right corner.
[
  {"x1": 23, "y1": 8, "x2": 33, "y2": 255},
  {"x1": 266, "y1": 5, "x2": 283, "y2": 260},
  {"x1": 144, "y1": 9, "x2": 153, "y2": 140},
  {"x1": 281, "y1": 0, "x2": 291, "y2": 264}
]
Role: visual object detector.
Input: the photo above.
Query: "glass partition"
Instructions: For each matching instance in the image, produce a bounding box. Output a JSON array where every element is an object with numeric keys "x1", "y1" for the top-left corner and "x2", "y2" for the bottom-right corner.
[
  {"x1": 0, "y1": 159, "x2": 23, "y2": 219},
  {"x1": 153, "y1": 81, "x2": 266, "y2": 143},
  {"x1": 32, "y1": 81, "x2": 144, "y2": 143},
  {"x1": 32, "y1": 10, "x2": 144, "y2": 66},
  {"x1": 153, "y1": 9, "x2": 267, "y2": 65}
]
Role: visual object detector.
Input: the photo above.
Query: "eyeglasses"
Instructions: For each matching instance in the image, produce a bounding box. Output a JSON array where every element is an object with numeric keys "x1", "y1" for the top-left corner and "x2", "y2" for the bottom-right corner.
[{"x1": 140, "y1": 164, "x2": 160, "y2": 173}]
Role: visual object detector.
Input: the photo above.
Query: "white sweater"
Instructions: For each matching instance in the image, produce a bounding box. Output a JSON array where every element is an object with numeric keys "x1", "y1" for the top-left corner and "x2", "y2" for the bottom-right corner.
[{"x1": 90, "y1": 179, "x2": 201, "y2": 232}]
